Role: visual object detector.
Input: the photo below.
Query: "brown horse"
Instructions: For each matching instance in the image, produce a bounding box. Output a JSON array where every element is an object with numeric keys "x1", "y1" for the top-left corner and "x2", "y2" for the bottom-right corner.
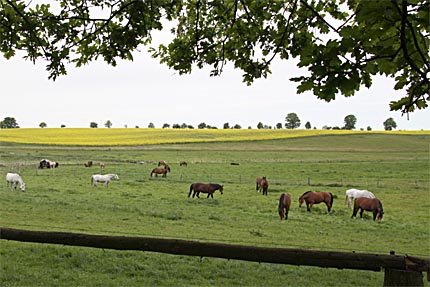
[
  {"x1": 180, "y1": 161, "x2": 188, "y2": 166},
  {"x1": 188, "y1": 183, "x2": 224, "y2": 198},
  {"x1": 150, "y1": 165, "x2": 171, "y2": 177},
  {"x1": 352, "y1": 197, "x2": 384, "y2": 223},
  {"x1": 260, "y1": 177, "x2": 269, "y2": 196},
  {"x1": 84, "y1": 161, "x2": 93, "y2": 167},
  {"x1": 278, "y1": 193, "x2": 291, "y2": 220},
  {"x1": 299, "y1": 191, "x2": 334, "y2": 212}
]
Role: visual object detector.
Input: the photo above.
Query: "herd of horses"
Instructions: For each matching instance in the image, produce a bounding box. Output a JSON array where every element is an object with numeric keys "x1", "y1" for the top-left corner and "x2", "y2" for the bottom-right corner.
[
  {"x1": 276, "y1": 188, "x2": 383, "y2": 223},
  {"x1": 5, "y1": 159, "x2": 384, "y2": 223}
]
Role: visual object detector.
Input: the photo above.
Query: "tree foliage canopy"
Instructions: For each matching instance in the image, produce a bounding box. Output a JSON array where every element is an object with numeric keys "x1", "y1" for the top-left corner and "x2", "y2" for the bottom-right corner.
[{"x1": 1, "y1": 0, "x2": 429, "y2": 114}]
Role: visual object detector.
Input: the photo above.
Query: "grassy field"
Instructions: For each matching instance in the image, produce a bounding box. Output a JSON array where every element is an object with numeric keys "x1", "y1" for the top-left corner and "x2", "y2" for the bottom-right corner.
[{"x1": 0, "y1": 132, "x2": 429, "y2": 286}]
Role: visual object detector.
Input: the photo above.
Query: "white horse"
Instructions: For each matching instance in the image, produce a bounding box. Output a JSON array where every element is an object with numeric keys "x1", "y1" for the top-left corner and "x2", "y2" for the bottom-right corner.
[
  {"x1": 91, "y1": 174, "x2": 119, "y2": 187},
  {"x1": 345, "y1": 189, "x2": 376, "y2": 208},
  {"x1": 6, "y1": 173, "x2": 26, "y2": 192}
]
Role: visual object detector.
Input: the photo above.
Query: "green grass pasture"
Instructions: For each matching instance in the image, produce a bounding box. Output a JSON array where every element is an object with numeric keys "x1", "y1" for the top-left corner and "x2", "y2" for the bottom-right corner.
[{"x1": 0, "y1": 134, "x2": 429, "y2": 286}]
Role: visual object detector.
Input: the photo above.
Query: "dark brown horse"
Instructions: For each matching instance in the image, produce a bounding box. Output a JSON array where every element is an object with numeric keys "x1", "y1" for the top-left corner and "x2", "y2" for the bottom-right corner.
[
  {"x1": 299, "y1": 191, "x2": 334, "y2": 212},
  {"x1": 180, "y1": 161, "x2": 187, "y2": 166},
  {"x1": 278, "y1": 193, "x2": 291, "y2": 220},
  {"x1": 84, "y1": 161, "x2": 93, "y2": 167},
  {"x1": 150, "y1": 165, "x2": 171, "y2": 177},
  {"x1": 352, "y1": 197, "x2": 384, "y2": 223},
  {"x1": 188, "y1": 183, "x2": 224, "y2": 198}
]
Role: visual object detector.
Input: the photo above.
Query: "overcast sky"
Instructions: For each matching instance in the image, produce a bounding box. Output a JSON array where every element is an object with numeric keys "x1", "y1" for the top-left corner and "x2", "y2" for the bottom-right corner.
[{"x1": 1, "y1": 47, "x2": 428, "y2": 130}]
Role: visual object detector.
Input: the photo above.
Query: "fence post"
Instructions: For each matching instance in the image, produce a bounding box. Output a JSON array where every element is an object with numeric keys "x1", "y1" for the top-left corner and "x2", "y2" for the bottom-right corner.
[{"x1": 383, "y1": 269, "x2": 424, "y2": 287}]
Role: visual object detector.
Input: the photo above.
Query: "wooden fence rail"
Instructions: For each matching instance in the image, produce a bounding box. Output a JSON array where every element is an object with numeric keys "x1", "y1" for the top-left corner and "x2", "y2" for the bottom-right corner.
[{"x1": 1, "y1": 227, "x2": 428, "y2": 286}]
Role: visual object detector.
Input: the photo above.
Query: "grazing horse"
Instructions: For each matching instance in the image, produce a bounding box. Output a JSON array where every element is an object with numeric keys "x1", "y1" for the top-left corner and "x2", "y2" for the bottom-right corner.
[
  {"x1": 49, "y1": 161, "x2": 59, "y2": 168},
  {"x1": 278, "y1": 193, "x2": 291, "y2": 220},
  {"x1": 345, "y1": 189, "x2": 375, "y2": 208},
  {"x1": 84, "y1": 161, "x2": 93, "y2": 167},
  {"x1": 180, "y1": 161, "x2": 187, "y2": 166},
  {"x1": 99, "y1": 162, "x2": 106, "y2": 168},
  {"x1": 150, "y1": 165, "x2": 171, "y2": 177},
  {"x1": 299, "y1": 191, "x2": 334, "y2": 212},
  {"x1": 6, "y1": 173, "x2": 25, "y2": 192},
  {"x1": 352, "y1": 197, "x2": 384, "y2": 223},
  {"x1": 188, "y1": 183, "x2": 224, "y2": 198},
  {"x1": 260, "y1": 177, "x2": 269, "y2": 196},
  {"x1": 91, "y1": 174, "x2": 119, "y2": 187}
]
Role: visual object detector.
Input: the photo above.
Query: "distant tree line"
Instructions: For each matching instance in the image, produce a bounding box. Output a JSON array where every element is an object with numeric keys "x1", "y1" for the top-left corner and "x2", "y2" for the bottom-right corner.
[{"x1": 0, "y1": 116, "x2": 402, "y2": 131}]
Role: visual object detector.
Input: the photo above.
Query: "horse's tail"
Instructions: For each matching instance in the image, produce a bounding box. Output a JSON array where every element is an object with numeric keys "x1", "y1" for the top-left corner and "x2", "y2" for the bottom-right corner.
[
  {"x1": 91, "y1": 176, "x2": 93, "y2": 185},
  {"x1": 188, "y1": 184, "x2": 194, "y2": 197},
  {"x1": 256, "y1": 181, "x2": 259, "y2": 191},
  {"x1": 150, "y1": 169, "x2": 153, "y2": 177},
  {"x1": 329, "y1": 192, "x2": 334, "y2": 211}
]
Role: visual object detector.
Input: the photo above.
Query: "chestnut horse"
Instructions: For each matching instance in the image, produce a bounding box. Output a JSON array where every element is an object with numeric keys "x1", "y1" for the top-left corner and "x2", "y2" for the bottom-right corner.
[
  {"x1": 299, "y1": 191, "x2": 334, "y2": 212},
  {"x1": 352, "y1": 197, "x2": 384, "y2": 223},
  {"x1": 260, "y1": 177, "x2": 269, "y2": 196},
  {"x1": 150, "y1": 165, "x2": 171, "y2": 177},
  {"x1": 188, "y1": 183, "x2": 223, "y2": 198},
  {"x1": 256, "y1": 177, "x2": 268, "y2": 195},
  {"x1": 278, "y1": 193, "x2": 291, "y2": 220}
]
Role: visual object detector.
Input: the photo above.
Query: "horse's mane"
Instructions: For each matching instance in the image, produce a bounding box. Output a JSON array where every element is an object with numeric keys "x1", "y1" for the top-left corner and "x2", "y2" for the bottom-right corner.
[
  {"x1": 299, "y1": 191, "x2": 312, "y2": 198},
  {"x1": 210, "y1": 183, "x2": 222, "y2": 189}
]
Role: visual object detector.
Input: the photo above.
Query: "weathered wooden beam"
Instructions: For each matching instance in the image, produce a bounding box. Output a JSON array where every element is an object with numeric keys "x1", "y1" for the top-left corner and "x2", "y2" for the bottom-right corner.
[{"x1": 0, "y1": 227, "x2": 427, "y2": 274}]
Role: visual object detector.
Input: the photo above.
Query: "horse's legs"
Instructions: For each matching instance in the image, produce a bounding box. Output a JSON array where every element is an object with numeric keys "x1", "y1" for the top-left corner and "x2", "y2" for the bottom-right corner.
[
  {"x1": 306, "y1": 202, "x2": 311, "y2": 212},
  {"x1": 359, "y1": 209, "x2": 364, "y2": 219},
  {"x1": 196, "y1": 192, "x2": 200, "y2": 198}
]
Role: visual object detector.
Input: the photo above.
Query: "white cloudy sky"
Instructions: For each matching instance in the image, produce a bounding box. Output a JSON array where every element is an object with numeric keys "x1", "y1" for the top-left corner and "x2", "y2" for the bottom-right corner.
[{"x1": 1, "y1": 47, "x2": 428, "y2": 130}]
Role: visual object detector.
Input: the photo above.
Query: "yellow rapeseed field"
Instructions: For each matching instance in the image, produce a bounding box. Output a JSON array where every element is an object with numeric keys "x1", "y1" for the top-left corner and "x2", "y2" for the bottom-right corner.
[{"x1": 0, "y1": 128, "x2": 428, "y2": 146}]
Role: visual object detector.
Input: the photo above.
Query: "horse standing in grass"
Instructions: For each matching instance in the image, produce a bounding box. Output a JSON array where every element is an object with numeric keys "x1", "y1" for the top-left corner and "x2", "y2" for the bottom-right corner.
[
  {"x1": 180, "y1": 161, "x2": 187, "y2": 166},
  {"x1": 6, "y1": 173, "x2": 25, "y2": 192},
  {"x1": 299, "y1": 191, "x2": 334, "y2": 212},
  {"x1": 91, "y1": 174, "x2": 119, "y2": 187},
  {"x1": 260, "y1": 177, "x2": 269, "y2": 195},
  {"x1": 84, "y1": 161, "x2": 93, "y2": 167},
  {"x1": 352, "y1": 197, "x2": 384, "y2": 223},
  {"x1": 150, "y1": 165, "x2": 171, "y2": 177},
  {"x1": 345, "y1": 189, "x2": 375, "y2": 208},
  {"x1": 188, "y1": 183, "x2": 224, "y2": 198},
  {"x1": 278, "y1": 193, "x2": 291, "y2": 220}
]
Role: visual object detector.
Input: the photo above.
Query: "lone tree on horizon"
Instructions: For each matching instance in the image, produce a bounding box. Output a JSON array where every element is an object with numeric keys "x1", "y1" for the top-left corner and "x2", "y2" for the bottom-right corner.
[
  {"x1": 1, "y1": 1, "x2": 428, "y2": 114},
  {"x1": 285, "y1": 113, "x2": 301, "y2": 129}
]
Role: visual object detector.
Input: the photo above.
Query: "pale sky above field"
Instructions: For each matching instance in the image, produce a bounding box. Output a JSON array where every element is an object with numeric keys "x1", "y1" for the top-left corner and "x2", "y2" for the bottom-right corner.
[{"x1": 1, "y1": 44, "x2": 429, "y2": 130}]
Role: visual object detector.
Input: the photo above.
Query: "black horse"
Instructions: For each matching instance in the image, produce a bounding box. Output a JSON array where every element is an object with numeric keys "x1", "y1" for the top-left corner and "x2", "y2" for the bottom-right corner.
[{"x1": 188, "y1": 183, "x2": 224, "y2": 198}]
